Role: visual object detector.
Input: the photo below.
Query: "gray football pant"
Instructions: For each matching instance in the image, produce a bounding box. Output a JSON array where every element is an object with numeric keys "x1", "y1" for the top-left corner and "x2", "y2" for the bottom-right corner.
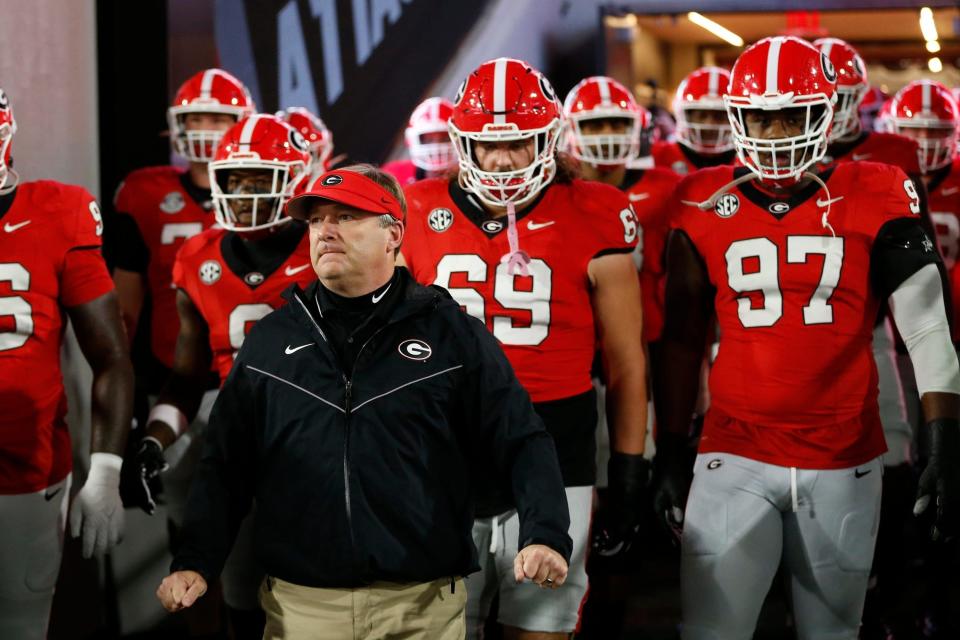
[
  {"x1": 681, "y1": 453, "x2": 882, "y2": 640},
  {"x1": 0, "y1": 474, "x2": 71, "y2": 640}
]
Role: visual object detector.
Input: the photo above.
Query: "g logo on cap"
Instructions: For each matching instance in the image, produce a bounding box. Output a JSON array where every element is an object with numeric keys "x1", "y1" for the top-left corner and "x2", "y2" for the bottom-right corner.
[{"x1": 322, "y1": 174, "x2": 343, "y2": 186}]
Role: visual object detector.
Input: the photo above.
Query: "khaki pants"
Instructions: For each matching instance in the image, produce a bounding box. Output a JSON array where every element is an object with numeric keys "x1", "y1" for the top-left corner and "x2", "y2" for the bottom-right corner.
[{"x1": 259, "y1": 575, "x2": 466, "y2": 640}]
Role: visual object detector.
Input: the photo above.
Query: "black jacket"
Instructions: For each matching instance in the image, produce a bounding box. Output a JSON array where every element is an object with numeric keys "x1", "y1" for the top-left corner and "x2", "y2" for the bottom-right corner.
[{"x1": 172, "y1": 268, "x2": 572, "y2": 587}]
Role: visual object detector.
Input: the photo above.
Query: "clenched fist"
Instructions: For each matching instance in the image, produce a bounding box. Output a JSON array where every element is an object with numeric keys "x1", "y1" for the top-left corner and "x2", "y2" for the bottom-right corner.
[
  {"x1": 157, "y1": 570, "x2": 208, "y2": 612},
  {"x1": 513, "y1": 544, "x2": 568, "y2": 589}
]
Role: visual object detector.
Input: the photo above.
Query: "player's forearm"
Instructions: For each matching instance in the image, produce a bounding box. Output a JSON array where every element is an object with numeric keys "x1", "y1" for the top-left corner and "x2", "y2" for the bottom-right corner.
[
  {"x1": 606, "y1": 359, "x2": 648, "y2": 454},
  {"x1": 149, "y1": 372, "x2": 208, "y2": 448},
  {"x1": 921, "y1": 392, "x2": 960, "y2": 423},
  {"x1": 89, "y1": 354, "x2": 135, "y2": 455},
  {"x1": 652, "y1": 336, "x2": 704, "y2": 439}
]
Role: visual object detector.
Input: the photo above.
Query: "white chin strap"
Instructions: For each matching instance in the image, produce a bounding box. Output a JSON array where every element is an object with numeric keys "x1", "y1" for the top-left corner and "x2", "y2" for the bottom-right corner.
[
  {"x1": 0, "y1": 167, "x2": 18, "y2": 196},
  {"x1": 681, "y1": 170, "x2": 838, "y2": 237}
]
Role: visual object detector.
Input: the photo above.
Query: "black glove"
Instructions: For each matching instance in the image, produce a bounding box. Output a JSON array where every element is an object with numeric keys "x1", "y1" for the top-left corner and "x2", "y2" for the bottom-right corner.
[
  {"x1": 651, "y1": 432, "x2": 697, "y2": 546},
  {"x1": 914, "y1": 418, "x2": 960, "y2": 541},
  {"x1": 591, "y1": 452, "x2": 651, "y2": 558},
  {"x1": 119, "y1": 436, "x2": 168, "y2": 515}
]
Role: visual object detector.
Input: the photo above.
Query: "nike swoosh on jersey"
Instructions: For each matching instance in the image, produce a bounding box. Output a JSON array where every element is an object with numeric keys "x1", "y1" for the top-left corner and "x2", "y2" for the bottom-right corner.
[
  {"x1": 3, "y1": 220, "x2": 31, "y2": 233},
  {"x1": 941, "y1": 186, "x2": 959, "y2": 196},
  {"x1": 851, "y1": 153, "x2": 872, "y2": 161},
  {"x1": 284, "y1": 264, "x2": 312, "y2": 277},
  {"x1": 44, "y1": 487, "x2": 62, "y2": 501},
  {"x1": 285, "y1": 343, "x2": 313, "y2": 354},
  {"x1": 526, "y1": 220, "x2": 556, "y2": 231},
  {"x1": 628, "y1": 192, "x2": 650, "y2": 201},
  {"x1": 816, "y1": 196, "x2": 845, "y2": 208}
]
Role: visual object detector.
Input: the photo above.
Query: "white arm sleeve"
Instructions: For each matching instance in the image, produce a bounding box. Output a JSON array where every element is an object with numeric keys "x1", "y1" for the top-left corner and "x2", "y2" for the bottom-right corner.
[{"x1": 888, "y1": 263, "x2": 960, "y2": 396}]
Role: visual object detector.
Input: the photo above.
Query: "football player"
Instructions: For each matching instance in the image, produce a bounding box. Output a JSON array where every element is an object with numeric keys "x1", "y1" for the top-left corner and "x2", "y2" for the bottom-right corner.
[
  {"x1": 106, "y1": 69, "x2": 254, "y2": 395},
  {"x1": 0, "y1": 87, "x2": 134, "y2": 639},
  {"x1": 564, "y1": 75, "x2": 681, "y2": 346},
  {"x1": 383, "y1": 97, "x2": 457, "y2": 186},
  {"x1": 276, "y1": 106, "x2": 334, "y2": 178},
  {"x1": 563, "y1": 73, "x2": 681, "y2": 637},
  {"x1": 888, "y1": 79, "x2": 960, "y2": 638},
  {"x1": 653, "y1": 67, "x2": 737, "y2": 176},
  {"x1": 400, "y1": 58, "x2": 649, "y2": 640},
  {"x1": 120, "y1": 114, "x2": 315, "y2": 637},
  {"x1": 811, "y1": 41, "x2": 939, "y2": 638},
  {"x1": 651, "y1": 37, "x2": 960, "y2": 640}
]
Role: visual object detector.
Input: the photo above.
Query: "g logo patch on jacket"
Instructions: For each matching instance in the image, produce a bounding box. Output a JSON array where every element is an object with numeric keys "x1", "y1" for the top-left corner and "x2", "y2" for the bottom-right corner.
[{"x1": 398, "y1": 339, "x2": 432, "y2": 361}]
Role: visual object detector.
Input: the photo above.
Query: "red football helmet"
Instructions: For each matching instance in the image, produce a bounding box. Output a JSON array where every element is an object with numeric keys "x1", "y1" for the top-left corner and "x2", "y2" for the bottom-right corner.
[
  {"x1": 168, "y1": 69, "x2": 256, "y2": 163},
  {"x1": 404, "y1": 97, "x2": 456, "y2": 173},
  {"x1": 0, "y1": 88, "x2": 16, "y2": 195},
  {"x1": 449, "y1": 57, "x2": 563, "y2": 207},
  {"x1": 890, "y1": 80, "x2": 960, "y2": 174},
  {"x1": 276, "y1": 106, "x2": 333, "y2": 172},
  {"x1": 673, "y1": 67, "x2": 734, "y2": 154},
  {"x1": 813, "y1": 38, "x2": 868, "y2": 141},
  {"x1": 725, "y1": 36, "x2": 837, "y2": 181},
  {"x1": 208, "y1": 114, "x2": 311, "y2": 232},
  {"x1": 562, "y1": 76, "x2": 648, "y2": 165}
]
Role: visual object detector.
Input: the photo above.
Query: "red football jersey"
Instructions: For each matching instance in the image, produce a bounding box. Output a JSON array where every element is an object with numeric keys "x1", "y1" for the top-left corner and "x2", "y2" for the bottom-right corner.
[
  {"x1": 402, "y1": 178, "x2": 639, "y2": 403},
  {"x1": 382, "y1": 159, "x2": 419, "y2": 186},
  {"x1": 173, "y1": 225, "x2": 314, "y2": 383},
  {"x1": 822, "y1": 131, "x2": 922, "y2": 175},
  {"x1": 621, "y1": 167, "x2": 683, "y2": 343},
  {"x1": 0, "y1": 181, "x2": 114, "y2": 493},
  {"x1": 926, "y1": 159, "x2": 960, "y2": 338},
  {"x1": 672, "y1": 163, "x2": 921, "y2": 468},
  {"x1": 114, "y1": 166, "x2": 216, "y2": 368},
  {"x1": 652, "y1": 141, "x2": 697, "y2": 176}
]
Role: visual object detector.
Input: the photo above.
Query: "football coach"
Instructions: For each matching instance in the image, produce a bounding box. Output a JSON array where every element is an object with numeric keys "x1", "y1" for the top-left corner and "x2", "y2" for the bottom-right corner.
[{"x1": 156, "y1": 165, "x2": 572, "y2": 639}]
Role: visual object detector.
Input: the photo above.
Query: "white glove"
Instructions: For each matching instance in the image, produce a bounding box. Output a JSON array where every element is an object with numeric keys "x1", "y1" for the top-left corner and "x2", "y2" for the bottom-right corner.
[{"x1": 70, "y1": 452, "x2": 125, "y2": 558}]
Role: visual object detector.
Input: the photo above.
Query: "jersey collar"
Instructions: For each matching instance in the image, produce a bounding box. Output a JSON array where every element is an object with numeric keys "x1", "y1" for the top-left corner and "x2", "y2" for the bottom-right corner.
[
  {"x1": 220, "y1": 221, "x2": 306, "y2": 288},
  {"x1": 178, "y1": 172, "x2": 213, "y2": 210},
  {"x1": 734, "y1": 166, "x2": 836, "y2": 220},
  {"x1": 618, "y1": 168, "x2": 646, "y2": 191},
  {"x1": 448, "y1": 179, "x2": 550, "y2": 238}
]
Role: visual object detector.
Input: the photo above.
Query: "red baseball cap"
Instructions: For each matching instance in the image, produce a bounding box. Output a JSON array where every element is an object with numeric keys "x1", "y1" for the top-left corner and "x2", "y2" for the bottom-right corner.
[{"x1": 285, "y1": 169, "x2": 404, "y2": 222}]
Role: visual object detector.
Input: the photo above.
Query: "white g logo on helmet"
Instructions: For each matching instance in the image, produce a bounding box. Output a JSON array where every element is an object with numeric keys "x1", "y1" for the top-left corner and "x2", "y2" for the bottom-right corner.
[{"x1": 820, "y1": 53, "x2": 837, "y2": 84}]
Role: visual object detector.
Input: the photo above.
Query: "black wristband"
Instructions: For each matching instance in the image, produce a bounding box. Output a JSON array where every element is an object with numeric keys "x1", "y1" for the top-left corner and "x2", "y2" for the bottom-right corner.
[
  {"x1": 926, "y1": 418, "x2": 960, "y2": 456},
  {"x1": 608, "y1": 452, "x2": 651, "y2": 497}
]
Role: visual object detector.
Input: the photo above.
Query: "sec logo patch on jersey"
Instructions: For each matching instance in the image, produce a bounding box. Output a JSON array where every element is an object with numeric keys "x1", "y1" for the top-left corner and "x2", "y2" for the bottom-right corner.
[
  {"x1": 715, "y1": 193, "x2": 740, "y2": 218},
  {"x1": 199, "y1": 260, "x2": 222, "y2": 285},
  {"x1": 160, "y1": 191, "x2": 186, "y2": 214},
  {"x1": 428, "y1": 208, "x2": 454, "y2": 232}
]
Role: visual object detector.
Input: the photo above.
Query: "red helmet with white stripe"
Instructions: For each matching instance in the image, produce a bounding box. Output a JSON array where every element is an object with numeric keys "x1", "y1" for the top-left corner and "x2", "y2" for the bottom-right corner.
[
  {"x1": 725, "y1": 36, "x2": 837, "y2": 181},
  {"x1": 562, "y1": 76, "x2": 648, "y2": 165},
  {"x1": 813, "y1": 38, "x2": 868, "y2": 141},
  {"x1": 449, "y1": 57, "x2": 563, "y2": 207},
  {"x1": 404, "y1": 97, "x2": 456, "y2": 173},
  {"x1": 209, "y1": 114, "x2": 311, "y2": 232},
  {"x1": 890, "y1": 80, "x2": 960, "y2": 174},
  {"x1": 168, "y1": 69, "x2": 256, "y2": 163},
  {"x1": 673, "y1": 67, "x2": 734, "y2": 154},
  {"x1": 0, "y1": 88, "x2": 16, "y2": 195},
  {"x1": 276, "y1": 106, "x2": 333, "y2": 171}
]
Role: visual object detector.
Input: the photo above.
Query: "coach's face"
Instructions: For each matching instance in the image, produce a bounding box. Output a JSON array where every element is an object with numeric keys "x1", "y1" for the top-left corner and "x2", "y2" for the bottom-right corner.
[{"x1": 306, "y1": 201, "x2": 403, "y2": 288}]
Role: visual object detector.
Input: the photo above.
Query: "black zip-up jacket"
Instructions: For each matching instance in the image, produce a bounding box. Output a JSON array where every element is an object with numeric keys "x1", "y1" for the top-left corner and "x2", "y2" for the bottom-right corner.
[{"x1": 172, "y1": 268, "x2": 572, "y2": 587}]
